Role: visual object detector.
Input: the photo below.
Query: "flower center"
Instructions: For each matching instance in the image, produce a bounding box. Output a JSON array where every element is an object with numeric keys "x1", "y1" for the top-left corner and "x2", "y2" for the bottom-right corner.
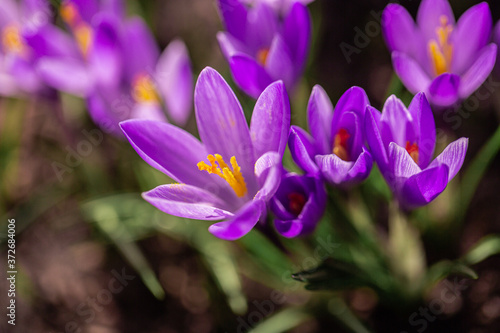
[
  {"x1": 405, "y1": 141, "x2": 419, "y2": 164},
  {"x1": 132, "y1": 74, "x2": 160, "y2": 103},
  {"x1": 197, "y1": 154, "x2": 248, "y2": 198},
  {"x1": 2, "y1": 25, "x2": 26, "y2": 55},
  {"x1": 428, "y1": 15, "x2": 453, "y2": 76},
  {"x1": 256, "y1": 48, "x2": 270, "y2": 66},
  {"x1": 288, "y1": 192, "x2": 306, "y2": 216},
  {"x1": 333, "y1": 128, "x2": 350, "y2": 161},
  {"x1": 60, "y1": 2, "x2": 93, "y2": 56}
]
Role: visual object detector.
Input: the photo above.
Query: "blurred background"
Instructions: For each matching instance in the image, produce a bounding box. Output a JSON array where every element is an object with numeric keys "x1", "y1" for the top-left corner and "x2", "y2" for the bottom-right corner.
[{"x1": 1, "y1": 0, "x2": 500, "y2": 332}]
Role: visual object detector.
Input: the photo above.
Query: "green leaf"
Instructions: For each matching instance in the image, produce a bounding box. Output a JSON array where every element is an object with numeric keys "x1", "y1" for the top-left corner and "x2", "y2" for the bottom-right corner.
[
  {"x1": 463, "y1": 235, "x2": 500, "y2": 265},
  {"x1": 424, "y1": 260, "x2": 478, "y2": 290},
  {"x1": 249, "y1": 307, "x2": 312, "y2": 333}
]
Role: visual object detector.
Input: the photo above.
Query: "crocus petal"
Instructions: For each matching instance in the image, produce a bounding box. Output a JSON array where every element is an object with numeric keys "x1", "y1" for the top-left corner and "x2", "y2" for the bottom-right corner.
[
  {"x1": 195, "y1": 67, "x2": 257, "y2": 193},
  {"x1": 282, "y1": 2, "x2": 311, "y2": 68},
  {"x1": 332, "y1": 86, "x2": 369, "y2": 122},
  {"x1": 143, "y1": 184, "x2": 233, "y2": 220},
  {"x1": 274, "y1": 218, "x2": 305, "y2": 238},
  {"x1": 122, "y1": 18, "x2": 160, "y2": 83},
  {"x1": 391, "y1": 51, "x2": 432, "y2": 94},
  {"x1": 24, "y1": 25, "x2": 80, "y2": 59},
  {"x1": 217, "y1": 31, "x2": 250, "y2": 59},
  {"x1": 407, "y1": 92, "x2": 435, "y2": 169},
  {"x1": 315, "y1": 148, "x2": 372, "y2": 187},
  {"x1": 250, "y1": 80, "x2": 290, "y2": 157},
  {"x1": 416, "y1": 0, "x2": 455, "y2": 43},
  {"x1": 0, "y1": 0, "x2": 18, "y2": 30},
  {"x1": 86, "y1": 92, "x2": 124, "y2": 136},
  {"x1": 131, "y1": 103, "x2": 167, "y2": 123},
  {"x1": 254, "y1": 151, "x2": 282, "y2": 201},
  {"x1": 451, "y1": 2, "x2": 493, "y2": 75},
  {"x1": 9, "y1": 57, "x2": 41, "y2": 93},
  {"x1": 246, "y1": 2, "x2": 279, "y2": 52},
  {"x1": 428, "y1": 137, "x2": 468, "y2": 182},
  {"x1": 120, "y1": 119, "x2": 220, "y2": 190},
  {"x1": 428, "y1": 73, "x2": 460, "y2": 107},
  {"x1": 458, "y1": 44, "x2": 497, "y2": 99},
  {"x1": 208, "y1": 199, "x2": 265, "y2": 240},
  {"x1": 218, "y1": 0, "x2": 248, "y2": 42},
  {"x1": 70, "y1": 0, "x2": 99, "y2": 23},
  {"x1": 88, "y1": 14, "x2": 122, "y2": 93},
  {"x1": 36, "y1": 57, "x2": 93, "y2": 96},
  {"x1": 380, "y1": 95, "x2": 416, "y2": 148},
  {"x1": 288, "y1": 125, "x2": 319, "y2": 175},
  {"x1": 155, "y1": 39, "x2": 193, "y2": 125},
  {"x1": 382, "y1": 4, "x2": 421, "y2": 56},
  {"x1": 365, "y1": 106, "x2": 389, "y2": 172},
  {"x1": 100, "y1": 0, "x2": 125, "y2": 18},
  {"x1": 400, "y1": 164, "x2": 449, "y2": 209},
  {"x1": 265, "y1": 35, "x2": 294, "y2": 89},
  {"x1": 389, "y1": 142, "x2": 421, "y2": 190},
  {"x1": 228, "y1": 53, "x2": 274, "y2": 99},
  {"x1": 21, "y1": 0, "x2": 51, "y2": 30},
  {"x1": 307, "y1": 85, "x2": 333, "y2": 155}
]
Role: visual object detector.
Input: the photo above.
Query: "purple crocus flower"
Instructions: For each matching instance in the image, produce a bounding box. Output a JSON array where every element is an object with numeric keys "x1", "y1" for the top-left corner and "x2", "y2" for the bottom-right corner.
[
  {"x1": 217, "y1": 0, "x2": 311, "y2": 98},
  {"x1": 382, "y1": 0, "x2": 497, "y2": 108},
  {"x1": 120, "y1": 67, "x2": 290, "y2": 240},
  {"x1": 241, "y1": 0, "x2": 314, "y2": 15},
  {"x1": 365, "y1": 92, "x2": 468, "y2": 209},
  {"x1": 288, "y1": 86, "x2": 373, "y2": 188},
  {"x1": 0, "y1": 0, "x2": 51, "y2": 96},
  {"x1": 270, "y1": 172, "x2": 326, "y2": 238}
]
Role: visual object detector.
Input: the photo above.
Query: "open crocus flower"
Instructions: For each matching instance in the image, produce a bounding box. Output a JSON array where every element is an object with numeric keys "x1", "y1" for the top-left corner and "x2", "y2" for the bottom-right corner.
[
  {"x1": 120, "y1": 67, "x2": 290, "y2": 240},
  {"x1": 289, "y1": 86, "x2": 373, "y2": 188},
  {"x1": 382, "y1": 0, "x2": 497, "y2": 108},
  {"x1": 86, "y1": 18, "x2": 193, "y2": 136},
  {"x1": 217, "y1": 0, "x2": 311, "y2": 98},
  {"x1": 365, "y1": 92, "x2": 468, "y2": 209},
  {"x1": 270, "y1": 172, "x2": 326, "y2": 238},
  {"x1": 0, "y1": 0, "x2": 51, "y2": 96}
]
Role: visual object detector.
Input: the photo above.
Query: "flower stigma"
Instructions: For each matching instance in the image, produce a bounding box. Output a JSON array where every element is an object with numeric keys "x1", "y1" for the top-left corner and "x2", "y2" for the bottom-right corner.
[
  {"x1": 257, "y1": 48, "x2": 270, "y2": 65},
  {"x1": 198, "y1": 154, "x2": 248, "y2": 198},
  {"x1": 288, "y1": 192, "x2": 306, "y2": 216},
  {"x1": 132, "y1": 74, "x2": 160, "y2": 103},
  {"x1": 333, "y1": 128, "x2": 351, "y2": 161},
  {"x1": 405, "y1": 141, "x2": 419, "y2": 164},
  {"x1": 429, "y1": 15, "x2": 453, "y2": 76}
]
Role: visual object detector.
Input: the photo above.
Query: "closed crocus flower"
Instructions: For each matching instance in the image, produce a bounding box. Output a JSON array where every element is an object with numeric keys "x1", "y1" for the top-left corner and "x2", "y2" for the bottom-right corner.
[
  {"x1": 0, "y1": 0, "x2": 51, "y2": 96},
  {"x1": 289, "y1": 86, "x2": 373, "y2": 188},
  {"x1": 217, "y1": 0, "x2": 311, "y2": 98},
  {"x1": 271, "y1": 172, "x2": 326, "y2": 238},
  {"x1": 365, "y1": 92, "x2": 468, "y2": 209},
  {"x1": 382, "y1": 0, "x2": 497, "y2": 108},
  {"x1": 120, "y1": 67, "x2": 290, "y2": 240}
]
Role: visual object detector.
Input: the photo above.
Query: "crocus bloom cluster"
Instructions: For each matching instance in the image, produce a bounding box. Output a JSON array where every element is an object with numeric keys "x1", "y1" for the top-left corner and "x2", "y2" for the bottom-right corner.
[
  {"x1": 365, "y1": 93, "x2": 468, "y2": 209},
  {"x1": 289, "y1": 86, "x2": 373, "y2": 188},
  {"x1": 382, "y1": 0, "x2": 497, "y2": 108},
  {"x1": 0, "y1": 0, "x2": 51, "y2": 96},
  {"x1": 217, "y1": 0, "x2": 311, "y2": 98},
  {"x1": 271, "y1": 172, "x2": 326, "y2": 238},
  {"x1": 121, "y1": 67, "x2": 290, "y2": 240},
  {"x1": 27, "y1": 0, "x2": 193, "y2": 136}
]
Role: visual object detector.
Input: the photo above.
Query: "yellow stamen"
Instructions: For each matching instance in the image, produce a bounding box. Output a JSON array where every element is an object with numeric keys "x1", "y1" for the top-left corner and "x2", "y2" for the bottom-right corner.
[
  {"x1": 132, "y1": 74, "x2": 160, "y2": 103},
  {"x1": 257, "y1": 48, "x2": 270, "y2": 66},
  {"x1": 60, "y1": 2, "x2": 93, "y2": 57},
  {"x1": 428, "y1": 15, "x2": 453, "y2": 76},
  {"x1": 197, "y1": 154, "x2": 248, "y2": 198},
  {"x1": 74, "y1": 24, "x2": 93, "y2": 56},
  {"x1": 60, "y1": 2, "x2": 79, "y2": 26},
  {"x1": 332, "y1": 128, "x2": 350, "y2": 162},
  {"x1": 2, "y1": 25, "x2": 26, "y2": 54}
]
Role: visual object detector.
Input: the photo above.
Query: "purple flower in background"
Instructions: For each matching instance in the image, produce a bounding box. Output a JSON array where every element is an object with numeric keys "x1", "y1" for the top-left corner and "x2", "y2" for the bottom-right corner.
[
  {"x1": 365, "y1": 92, "x2": 468, "y2": 209},
  {"x1": 217, "y1": 0, "x2": 311, "y2": 98},
  {"x1": 120, "y1": 67, "x2": 290, "y2": 240},
  {"x1": 271, "y1": 172, "x2": 326, "y2": 238},
  {"x1": 0, "y1": 0, "x2": 51, "y2": 96},
  {"x1": 289, "y1": 86, "x2": 373, "y2": 188},
  {"x1": 382, "y1": 0, "x2": 497, "y2": 108},
  {"x1": 241, "y1": 0, "x2": 314, "y2": 15}
]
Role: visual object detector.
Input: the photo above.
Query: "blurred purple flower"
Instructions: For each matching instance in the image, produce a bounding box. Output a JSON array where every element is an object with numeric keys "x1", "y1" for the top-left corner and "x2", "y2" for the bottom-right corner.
[
  {"x1": 217, "y1": 0, "x2": 311, "y2": 98},
  {"x1": 26, "y1": 0, "x2": 193, "y2": 136},
  {"x1": 271, "y1": 172, "x2": 326, "y2": 238},
  {"x1": 0, "y1": 0, "x2": 52, "y2": 96},
  {"x1": 382, "y1": 0, "x2": 497, "y2": 108},
  {"x1": 120, "y1": 67, "x2": 291, "y2": 240},
  {"x1": 365, "y1": 92, "x2": 468, "y2": 209},
  {"x1": 241, "y1": 0, "x2": 314, "y2": 15},
  {"x1": 289, "y1": 86, "x2": 373, "y2": 188}
]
